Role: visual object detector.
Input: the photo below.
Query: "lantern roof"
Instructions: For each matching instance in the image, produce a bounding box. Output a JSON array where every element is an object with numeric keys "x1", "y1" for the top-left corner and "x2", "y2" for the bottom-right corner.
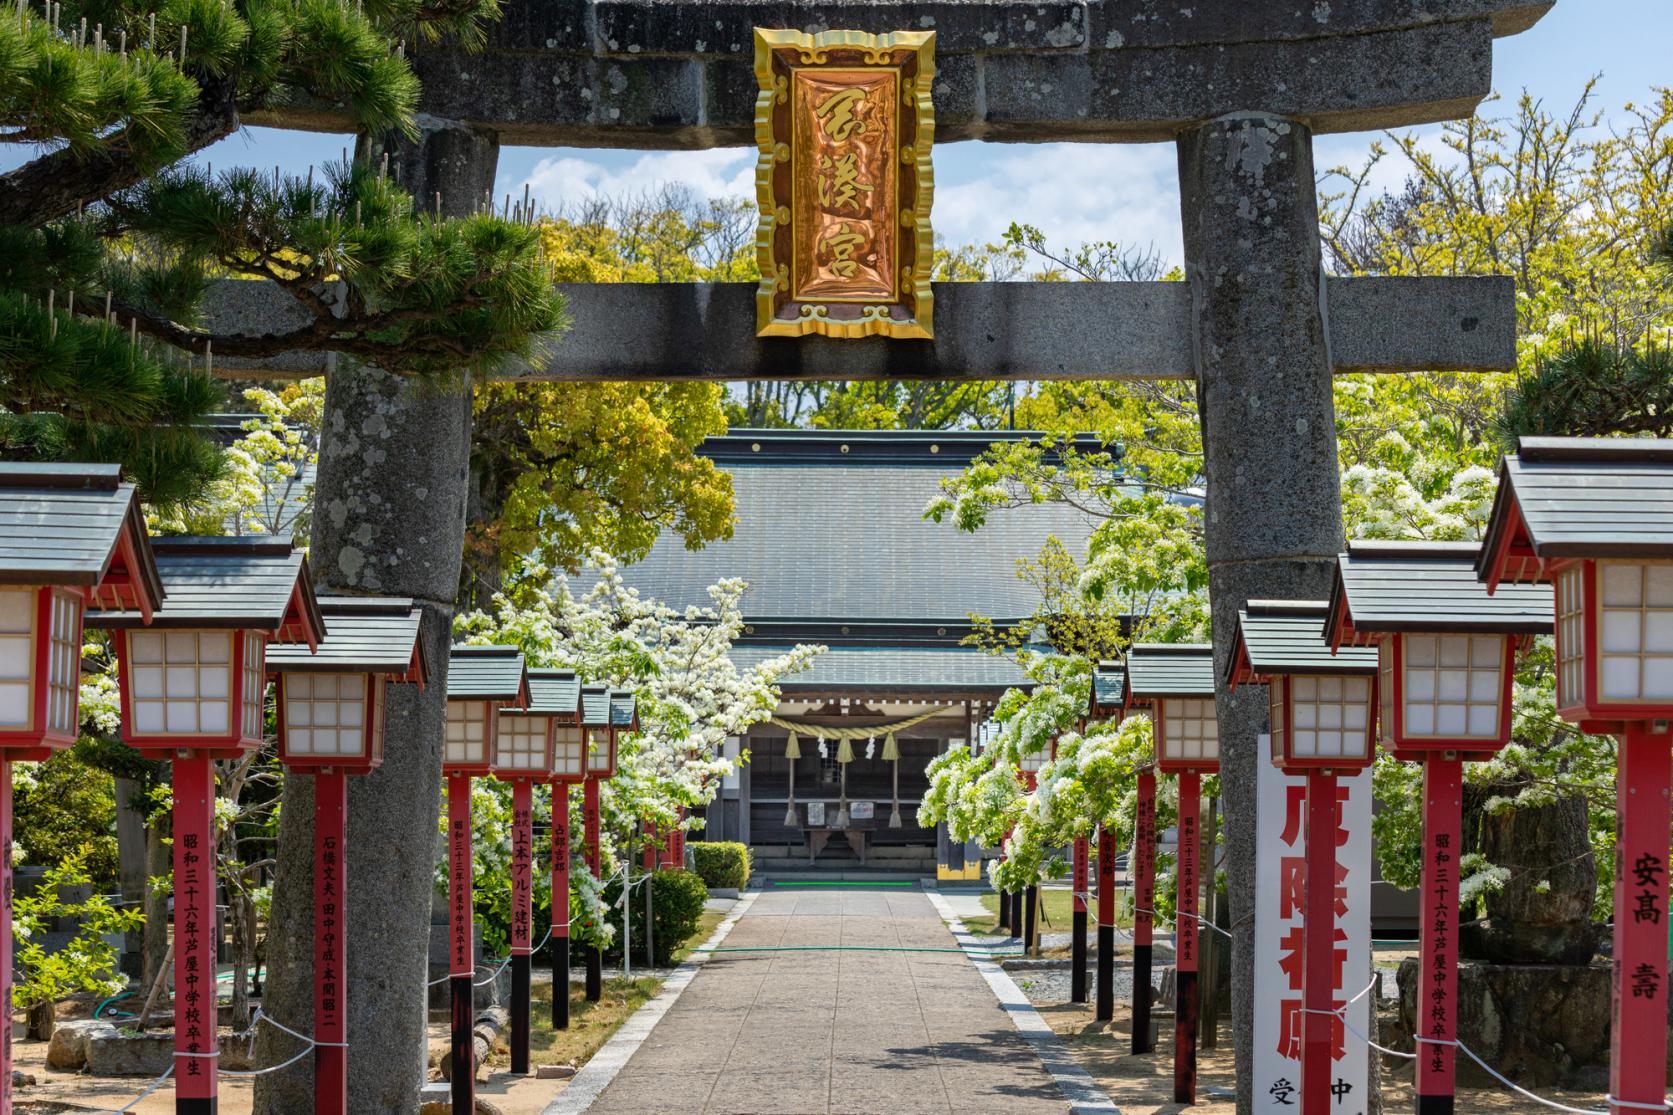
[
  {"x1": 581, "y1": 685, "x2": 639, "y2": 731},
  {"x1": 1227, "y1": 599, "x2": 1376, "y2": 688},
  {"x1": 1479, "y1": 437, "x2": 1673, "y2": 589},
  {"x1": 0, "y1": 463, "x2": 164, "y2": 616},
  {"x1": 513, "y1": 669, "x2": 583, "y2": 719},
  {"x1": 446, "y1": 644, "x2": 530, "y2": 703},
  {"x1": 266, "y1": 595, "x2": 426, "y2": 680},
  {"x1": 1325, "y1": 541, "x2": 1553, "y2": 646},
  {"x1": 1123, "y1": 643, "x2": 1216, "y2": 705},
  {"x1": 85, "y1": 537, "x2": 323, "y2": 645},
  {"x1": 1089, "y1": 661, "x2": 1125, "y2": 715}
]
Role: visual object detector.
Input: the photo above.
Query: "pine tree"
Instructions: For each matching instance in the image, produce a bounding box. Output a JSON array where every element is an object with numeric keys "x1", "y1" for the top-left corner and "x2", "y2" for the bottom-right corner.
[
  {"x1": 1496, "y1": 223, "x2": 1673, "y2": 442},
  {"x1": 0, "y1": 0, "x2": 563, "y2": 507}
]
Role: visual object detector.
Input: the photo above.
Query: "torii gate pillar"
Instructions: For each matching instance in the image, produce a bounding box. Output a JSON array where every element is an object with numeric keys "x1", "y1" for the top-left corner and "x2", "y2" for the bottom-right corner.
[{"x1": 1180, "y1": 114, "x2": 1347, "y2": 1110}]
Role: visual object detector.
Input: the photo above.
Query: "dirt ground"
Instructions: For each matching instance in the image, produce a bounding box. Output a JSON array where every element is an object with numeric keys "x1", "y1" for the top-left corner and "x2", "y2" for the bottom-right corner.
[
  {"x1": 11, "y1": 1018, "x2": 568, "y2": 1115},
  {"x1": 1036, "y1": 994, "x2": 1615, "y2": 1115}
]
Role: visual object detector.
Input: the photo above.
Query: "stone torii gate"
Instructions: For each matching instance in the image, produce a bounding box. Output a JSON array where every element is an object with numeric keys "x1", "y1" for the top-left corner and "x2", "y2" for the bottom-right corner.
[{"x1": 242, "y1": 4, "x2": 1552, "y2": 1112}]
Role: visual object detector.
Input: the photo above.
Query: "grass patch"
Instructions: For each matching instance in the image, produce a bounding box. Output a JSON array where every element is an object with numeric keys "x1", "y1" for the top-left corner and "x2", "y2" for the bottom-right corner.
[
  {"x1": 964, "y1": 888, "x2": 1129, "y2": 937},
  {"x1": 672, "y1": 907, "x2": 726, "y2": 964}
]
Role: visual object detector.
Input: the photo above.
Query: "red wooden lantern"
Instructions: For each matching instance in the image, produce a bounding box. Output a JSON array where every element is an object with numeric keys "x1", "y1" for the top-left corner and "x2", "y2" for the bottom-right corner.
[
  {"x1": 1477, "y1": 437, "x2": 1673, "y2": 1115},
  {"x1": 1229, "y1": 600, "x2": 1377, "y2": 1115},
  {"x1": 271, "y1": 595, "x2": 426, "y2": 773},
  {"x1": 1122, "y1": 642, "x2": 1216, "y2": 1103},
  {"x1": 1084, "y1": 660, "x2": 1127, "y2": 1023},
  {"x1": 441, "y1": 645, "x2": 526, "y2": 1112},
  {"x1": 1324, "y1": 541, "x2": 1551, "y2": 1113},
  {"x1": 1088, "y1": 660, "x2": 1126, "y2": 724},
  {"x1": 495, "y1": 668, "x2": 581, "y2": 1070},
  {"x1": 519, "y1": 671, "x2": 584, "y2": 1033},
  {"x1": 444, "y1": 645, "x2": 529, "y2": 776},
  {"x1": 1123, "y1": 643, "x2": 1219, "y2": 775},
  {"x1": 89, "y1": 536, "x2": 322, "y2": 1115},
  {"x1": 0, "y1": 463, "x2": 162, "y2": 1111},
  {"x1": 577, "y1": 686, "x2": 635, "y2": 1002},
  {"x1": 267, "y1": 595, "x2": 424, "y2": 1115}
]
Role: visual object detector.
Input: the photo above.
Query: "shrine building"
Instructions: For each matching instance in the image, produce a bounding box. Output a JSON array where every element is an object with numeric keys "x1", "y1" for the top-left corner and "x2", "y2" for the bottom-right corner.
[{"x1": 608, "y1": 428, "x2": 1101, "y2": 878}]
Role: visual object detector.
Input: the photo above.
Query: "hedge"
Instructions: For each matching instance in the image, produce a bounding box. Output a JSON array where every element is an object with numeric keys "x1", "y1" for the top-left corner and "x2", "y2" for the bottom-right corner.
[
  {"x1": 690, "y1": 841, "x2": 751, "y2": 890},
  {"x1": 604, "y1": 868, "x2": 708, "y2": 967}
]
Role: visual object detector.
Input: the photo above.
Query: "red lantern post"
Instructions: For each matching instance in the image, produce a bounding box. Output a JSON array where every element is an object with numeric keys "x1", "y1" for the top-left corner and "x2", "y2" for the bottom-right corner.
[
  {"x1": 1087, "y1": 663, "x2": 1126, "y2": 1025},
  {"x1": 579, "y1": 687, "x2": 633, "y2": 1001},
  {"x1": 547, "y1": 685, "x2": 585, "y2": 1029},
  {"x1": 1132, "y1": 766, "x2": 1158, "y2": 1051},
  {"x1": 443, "y1": 646, "x2": 528, "y2": 1113},
  {"x1": 1229, "y1": 600, "x2": 1379, "y2": 1115},
  {"x1": 1477, "y1": 438, "x2": 1673, "y2": 1115},
  {"x1": 92, "y1": 537, "x2": 323, "y2": 1115},
  {"x1": 0, "y1": 464, "x2": 161, "y2": 1110},
  {"x1": 269, "y1": 594, "x2": 426, "y2": 1115},
  {"x1": 1124, "y1": 643, "x2": 1220, "y2": 1101},
  {"x1": 495, "y1": 668, "x2": 580, "y2": 1068},
  {"x1": 1324, "y1": 542, "x2": 1551, "y2": 1112}
]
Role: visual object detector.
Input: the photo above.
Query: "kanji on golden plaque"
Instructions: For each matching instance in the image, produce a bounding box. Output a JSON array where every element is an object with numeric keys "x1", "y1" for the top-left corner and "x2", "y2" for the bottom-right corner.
[{"x1": 753, "y1": 28, "x2": 935, "y2": 338}]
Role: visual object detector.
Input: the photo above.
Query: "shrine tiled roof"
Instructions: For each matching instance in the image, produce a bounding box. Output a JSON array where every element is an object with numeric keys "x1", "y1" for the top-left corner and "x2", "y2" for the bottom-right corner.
[
  {"x1": 1090, "y1": 662, "x2": 1126, "y2": 713},
  {"x1": 580, "y1": 686, "x2": 637, "y2": 730},
  {"x1": 86, "y1": 537, "x2": 322, "y2": 644},
  {"x1": 267, "y1": 595, "x2": 424, "y2": 676},
  {"x1": 519, "y1": 669, "x2": 581, "y2": 718},
  {"x1": 447, "y1": 645, "x2": 528, "y2": 701},
  {"x1": 1327, "y1": 541, "x2": 1552, "y2": 643},
  {"x1": 1124, "y1": 643, "x2": 1217, "y2": 701},
  {"x1": 728, "y1": 643, "x2": 1033, "y2": 694},
  {"x1": 0, "y1": 464, "x2": 162, "y2": 608},
  {"x1": 1228, "y1": 600, "x2": 1376, "y2": 687},
  {"x1": 595, "y1": 430, "x2": 1105, "y2": 624}
]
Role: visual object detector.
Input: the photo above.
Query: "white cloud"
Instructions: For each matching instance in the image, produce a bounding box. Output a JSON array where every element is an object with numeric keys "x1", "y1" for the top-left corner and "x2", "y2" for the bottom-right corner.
[
  {"x1": 931, "y1": 141, "x2": 1184, "y2": 262},
  {"x1": 512, "y1": 149, "x2": 756, "y2": 214}
]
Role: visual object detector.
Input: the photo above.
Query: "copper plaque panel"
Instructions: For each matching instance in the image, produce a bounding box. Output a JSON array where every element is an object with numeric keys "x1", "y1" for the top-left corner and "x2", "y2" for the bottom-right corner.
[{"x1": 754, "y1": 29, "x2": 934, "y2": 339}]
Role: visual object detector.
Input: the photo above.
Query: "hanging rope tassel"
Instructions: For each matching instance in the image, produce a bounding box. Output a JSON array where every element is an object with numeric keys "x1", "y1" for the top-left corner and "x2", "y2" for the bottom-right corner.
[
  {"x1": 836, "y1": 739, "x2": 852, "y2": 827},
  {"x1": 784, "y1": 732, "x2": 800, "y2": 828},
  {"x1": 884, "y1": 732, "x2": 902, "y2": 827}
]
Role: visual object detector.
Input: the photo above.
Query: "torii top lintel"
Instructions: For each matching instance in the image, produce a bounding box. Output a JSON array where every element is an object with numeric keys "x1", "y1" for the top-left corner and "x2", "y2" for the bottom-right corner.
[{"x1": 251, "y1": 1, "x2": 1552, "y2": 148}]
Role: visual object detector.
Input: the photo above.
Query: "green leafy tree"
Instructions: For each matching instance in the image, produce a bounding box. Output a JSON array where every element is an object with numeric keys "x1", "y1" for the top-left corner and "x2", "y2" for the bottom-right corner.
[
  {"x1": 12, "y1": 751, "x2": 121, "y2": 882},
  {"x1": 13, "y1": 845, "x2": 146, "y2": 1040}
]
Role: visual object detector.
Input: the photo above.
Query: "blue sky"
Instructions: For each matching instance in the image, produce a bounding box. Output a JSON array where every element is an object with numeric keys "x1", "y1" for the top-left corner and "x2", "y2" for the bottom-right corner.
[{"x1": 18, "y1": 1, "x2": 1672, "y2": 262}]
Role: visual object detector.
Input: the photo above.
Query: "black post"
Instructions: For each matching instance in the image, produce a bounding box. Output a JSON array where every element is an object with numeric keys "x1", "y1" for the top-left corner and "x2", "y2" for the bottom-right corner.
[
  {"x1": 1023, "y1": 885, "x2": 1038, "y2": 954},
  {"x1": 586, "y1": 946, "x2": 603, "y2": 1001},
  {"x1": 1071, "y1": 907, "x2": 1088, "y2": 1003},
  {"x1": 449, "y1": 978, "x2": 472, "y2": 1113},
  {"x1": 1009, "y1": 890, "x2": 1022, "y2": 938},
  {"x1": 1132, "y1": 942, "x2": 1154, "y2": 1053},
  {"x1": 510, "y1": 953, "x2": 530, "y2": 1074},
  {"x1": 997, "y1": 887, "x2": 1010, "y2": 933},
  {"x1": 552, "y1": 936, "x2": 570, "y2": 1029},
  {"x1": 1096, "y1": 920, "x2": 1114, "y2": 1021}
]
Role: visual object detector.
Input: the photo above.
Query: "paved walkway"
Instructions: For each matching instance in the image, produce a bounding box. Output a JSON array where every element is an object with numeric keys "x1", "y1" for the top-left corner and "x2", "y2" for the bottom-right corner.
[{"x1": 583, "y1": 887, "x2": 1072, "y2": 1115}]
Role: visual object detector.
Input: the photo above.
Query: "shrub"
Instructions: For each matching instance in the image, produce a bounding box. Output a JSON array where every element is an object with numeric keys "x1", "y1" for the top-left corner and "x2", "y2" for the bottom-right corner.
[
  {"x1": 604, "y1": 868, "x2": 708, "y2": 967},
  {"x1": 690, "y1": 841, "x2": 751, "y2": 890}
]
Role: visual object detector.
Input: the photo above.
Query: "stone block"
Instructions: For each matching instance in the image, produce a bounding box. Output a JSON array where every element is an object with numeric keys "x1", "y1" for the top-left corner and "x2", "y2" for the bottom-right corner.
[
  {"x1": 85, "y1": 1029, "x2": 175, "y2": 1076},
  {"x1": 1393, "y1": 957, "x2": 1673, "y2": 1089},
  {"x1": 1083, "y1": 0, "x2": 1551, "y2": 50},
  {"x1": 46, "y1": 1019, "x2": 116, "y2": 1071}
]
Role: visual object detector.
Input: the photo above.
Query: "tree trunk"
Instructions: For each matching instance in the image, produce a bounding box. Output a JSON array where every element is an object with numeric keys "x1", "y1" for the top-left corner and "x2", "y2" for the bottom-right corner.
[
  {"x1": 142, "y1": 809, "x2": 170, "y2": 994},
  {"x1": 1462, "y1": 786, "x2": 1600, "y2": 964},
  {"x1": 26, "y1": 998, "x2": 54, "y2": 1041},
  {"x1": 253, "y1": 119, "x2": 491, "y2": 1115}
]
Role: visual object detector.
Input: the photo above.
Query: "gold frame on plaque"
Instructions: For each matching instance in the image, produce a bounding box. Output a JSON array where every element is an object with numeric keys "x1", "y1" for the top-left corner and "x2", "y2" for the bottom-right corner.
[{"x1": 753, "y1": 28, "x2": 935, "y2": 339}]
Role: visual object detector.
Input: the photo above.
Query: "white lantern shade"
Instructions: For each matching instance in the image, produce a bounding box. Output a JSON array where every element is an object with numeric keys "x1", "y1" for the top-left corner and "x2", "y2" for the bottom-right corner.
[
  {"x1": 1550, "y1": 560, "x2": 1673, "y2": 720},
  {"x1": 0, "y1": 588, "x2": 37, "y2": 732},
  {"x1": 552, "y1": 723, "x2": 586, "y2": 783},
  {"x1": 1269, "y1": 674, "x2": 1375, "y2": 772},
  {"x1": 493, "y1": 711, "x2": 552, "y2": 776},
  {"x1": 1019, "y1": 744, "x2": 1049, "y2": 774},
  {"x1": 0, "y1": 586, "x2": 84, "y2": 750},
  {"x1": 1156, "y1": 696, "x2": 1219, "y2": 772},
  {"x1": 584, "y1": 727, "x2": 615, "y2": 776},
  {"x1": 129, "y1": 630, "x2": 232, "y2": 737},
  {"x1": 280, "y1": 672, "x2": 375, "y2": 761},
  {"x1": 445, "y1": 699, "x2": 494, "y2": 771}
]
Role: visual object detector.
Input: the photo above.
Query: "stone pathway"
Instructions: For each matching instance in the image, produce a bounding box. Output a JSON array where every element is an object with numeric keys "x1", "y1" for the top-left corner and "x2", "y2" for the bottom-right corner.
[{"x1": 581, "y1": 886, "x2": 1076, "y2": 1115}]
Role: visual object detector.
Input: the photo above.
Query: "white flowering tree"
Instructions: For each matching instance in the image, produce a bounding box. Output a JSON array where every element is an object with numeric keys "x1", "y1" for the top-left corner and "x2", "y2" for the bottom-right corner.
[{"x1": 453, "y1": 550, "x2": 823, "y2": 948}]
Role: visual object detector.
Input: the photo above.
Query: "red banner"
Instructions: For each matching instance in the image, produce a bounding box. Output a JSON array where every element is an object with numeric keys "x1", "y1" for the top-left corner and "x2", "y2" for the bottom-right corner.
[
  {"x1": 448, "y1": 774, "x2": 473, "y2": 979},
  {"x1": 174, "y1": 754, "x2": 218, "y2": 1102},
  {"x1": 552, "y1": 787, "x2": 570, "y2": 937},
  {"x1": 511, "y1": 781, "x2": 533, "y2": 956},
  {"x1": 314, "y1": 771, "x2": 348, "y2": 1114}
]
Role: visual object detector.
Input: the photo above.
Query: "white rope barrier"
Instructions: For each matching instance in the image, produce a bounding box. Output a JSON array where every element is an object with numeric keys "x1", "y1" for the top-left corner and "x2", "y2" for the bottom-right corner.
[{"x1": 108, "y1": 1063, "x2": 174, "y2": 1112}]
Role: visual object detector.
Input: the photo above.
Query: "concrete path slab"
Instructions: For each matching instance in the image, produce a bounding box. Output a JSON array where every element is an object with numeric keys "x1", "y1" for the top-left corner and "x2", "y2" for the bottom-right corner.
[{"x1": 578, "y1": 885, "x2": 1108, "y2": 1115}]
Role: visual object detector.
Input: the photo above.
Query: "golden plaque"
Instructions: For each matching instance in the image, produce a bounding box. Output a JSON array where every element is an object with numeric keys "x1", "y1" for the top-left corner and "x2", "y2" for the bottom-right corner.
[{"x1": 753, "y1": 28, "x2": 935, "y2": 339}]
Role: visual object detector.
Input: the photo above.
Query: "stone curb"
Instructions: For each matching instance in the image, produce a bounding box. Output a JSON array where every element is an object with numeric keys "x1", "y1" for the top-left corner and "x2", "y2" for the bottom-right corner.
[
  {"x1": 538, "y1": 890, "x2": 760, "y2": 1115},
  {"x1": 925, "y1": 892, "x2": 1124, "y2": 1115}
]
